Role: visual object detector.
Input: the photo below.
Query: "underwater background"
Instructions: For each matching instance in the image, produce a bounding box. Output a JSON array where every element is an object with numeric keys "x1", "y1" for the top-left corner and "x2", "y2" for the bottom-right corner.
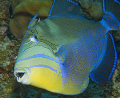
[{"x1": 0, "y1": 0, "x2": 120, "y2": 98}]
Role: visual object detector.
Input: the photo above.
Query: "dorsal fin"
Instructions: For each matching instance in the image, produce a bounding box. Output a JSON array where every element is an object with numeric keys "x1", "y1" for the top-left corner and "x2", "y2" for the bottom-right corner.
[
  {"x1": 103, "y1": 11, "x2": 119, "y2": 30},
  {"x1": 28, "y1": 14, "x2": 41, "y2": 29},
  {"x1": 27, "y1": 14, "x2": 39, "y2": 28},
  {"x1": 103, "y1": 0, "x2": 120, "y2": 29},
  {"x1": 48, "y1": 0, "x2": 83, "y2": 18}
]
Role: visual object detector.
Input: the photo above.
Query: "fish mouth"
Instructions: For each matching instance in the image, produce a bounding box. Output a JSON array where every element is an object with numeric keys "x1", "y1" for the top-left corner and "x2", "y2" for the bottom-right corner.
[{"x1": 14, "y1": 68, "x2": 30, "y2": 84}]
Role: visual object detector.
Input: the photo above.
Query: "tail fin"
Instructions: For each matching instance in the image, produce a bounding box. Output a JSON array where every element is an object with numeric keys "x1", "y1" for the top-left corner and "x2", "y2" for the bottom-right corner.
[{"x1": 103, "y1": 0, "x2": 120, "y2": 30}]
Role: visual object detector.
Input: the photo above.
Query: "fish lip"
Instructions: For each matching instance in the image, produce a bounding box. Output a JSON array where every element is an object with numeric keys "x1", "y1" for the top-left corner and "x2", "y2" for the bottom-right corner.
[{"x1": 14, "y1": 68, "x2": 30, "y2": 84}]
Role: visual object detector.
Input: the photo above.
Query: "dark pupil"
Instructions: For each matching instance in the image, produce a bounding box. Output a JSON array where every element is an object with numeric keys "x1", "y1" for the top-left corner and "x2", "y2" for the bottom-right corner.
[{"x1": 34, "y1": 35, "x2": 38, "y2": 39}]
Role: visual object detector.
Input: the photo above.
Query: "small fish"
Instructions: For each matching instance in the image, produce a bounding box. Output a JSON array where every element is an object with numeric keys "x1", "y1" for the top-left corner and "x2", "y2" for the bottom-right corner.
[{"x1": 14, "y1": 0, "x2": 120, "y2": 95}]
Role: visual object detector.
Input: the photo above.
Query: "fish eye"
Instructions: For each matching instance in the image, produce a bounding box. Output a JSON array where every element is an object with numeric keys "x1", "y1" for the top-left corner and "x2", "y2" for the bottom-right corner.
[
  {"x1": 29, "y1": 29, "x2": 38, "y2": 40},
  {"x1": 34, "y1": 35, "x2": 38, "y2": 40},
  {"x1": 30, "y1": 34, "x2": 38, "y2": 42}
]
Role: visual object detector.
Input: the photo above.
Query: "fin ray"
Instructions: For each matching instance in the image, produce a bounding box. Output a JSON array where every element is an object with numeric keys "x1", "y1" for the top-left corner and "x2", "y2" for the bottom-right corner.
[
  {"x1": 90, "y1": 33, "x2": 117, "y2": 84},
  {"x1": 103, "y1": 0, "x2": 120, "y2": 29},
  {"x1": 48, "y1": 0, "x2": 83, "y2": 18},
  {"x1": 28, "y1": 14, "x2": 39, "y2": 28}
]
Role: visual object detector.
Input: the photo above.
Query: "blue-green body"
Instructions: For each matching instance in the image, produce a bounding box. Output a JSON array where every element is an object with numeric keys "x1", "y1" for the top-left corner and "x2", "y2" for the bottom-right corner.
[{"x1": 14, "y1": 0, "x2": 119, "y2": 95}]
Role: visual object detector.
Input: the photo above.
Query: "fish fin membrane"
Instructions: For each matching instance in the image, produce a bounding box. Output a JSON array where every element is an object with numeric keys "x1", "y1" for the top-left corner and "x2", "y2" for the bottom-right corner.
[
  {"x1": 90, "y1": 33, "x2": 117, "y2": 84},
  {"x1": 48, "y1": 0, "x2": 85, "y2": 19},
  {"x1": 103, "y1": 0, "x2": 120, "y2": 29},
  {"x1": 103, "y1": 11, "x2": 119, "y2": 30},
  {"x1": 28, "y1": 14, "x2": 38, "y2": 28}
]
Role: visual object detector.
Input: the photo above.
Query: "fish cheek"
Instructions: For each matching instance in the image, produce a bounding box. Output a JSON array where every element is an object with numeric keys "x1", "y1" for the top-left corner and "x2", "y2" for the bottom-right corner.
[
  {"x1": 26, "y1": 67, "x2": 42, "y2": 87},
  {"x1": 27, "y1": 66, "x2": 63, "y2": 92}
]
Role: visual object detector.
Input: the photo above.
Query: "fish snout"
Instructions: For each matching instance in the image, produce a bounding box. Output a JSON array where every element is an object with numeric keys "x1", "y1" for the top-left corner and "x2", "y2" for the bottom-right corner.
[{"x1": 14, "y1": 68, "x2": 30, "y2": 84}]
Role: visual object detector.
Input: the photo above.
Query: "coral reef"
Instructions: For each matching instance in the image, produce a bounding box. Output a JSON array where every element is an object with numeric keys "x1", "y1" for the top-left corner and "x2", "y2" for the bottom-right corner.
[
  {"x1": 0, "y1": 23, "x2": 20, "y2": 98},
  {"x1": 0, "y1": 1, "x2": 20, "y2": 97},
  {"x1": 74, "y1": 0, "x2": 103, "y2": 21},
  {"x1": 0, "y1": 0, "x2": 120, "y2": 98},
  {"x1": 10, "y1": 0, "x2": 24, "y2": 13},
  {"x1": 111, "y1": 30, "x2": 120, "y2": 57},
  {"x1": 9, "y1": 0, "x2": 54, "y2": 40},
  {"x1": 111, "y1": 58, "x2": 120, "y2": 98},
  {"x1": 0, "y1": 0, "x2": 10, "y2": 25},
  {"x1": 111, "y1": 30, "x2": 120, "y2": 98}
]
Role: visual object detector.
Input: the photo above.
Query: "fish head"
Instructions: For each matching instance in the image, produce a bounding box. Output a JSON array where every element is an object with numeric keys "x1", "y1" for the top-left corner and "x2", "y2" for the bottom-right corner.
[
  {"x1": 14, "y1": 57, "x2": 63, "y2": 92},
  {"x1": 14, "y1": 39, "x2": 63, "y2": 91}
]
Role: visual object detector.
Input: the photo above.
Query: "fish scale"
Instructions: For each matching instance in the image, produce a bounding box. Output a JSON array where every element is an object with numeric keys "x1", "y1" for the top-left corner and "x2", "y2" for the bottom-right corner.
[{"x1": 14, "y1": 0, "x2": 119, "y2": 95}]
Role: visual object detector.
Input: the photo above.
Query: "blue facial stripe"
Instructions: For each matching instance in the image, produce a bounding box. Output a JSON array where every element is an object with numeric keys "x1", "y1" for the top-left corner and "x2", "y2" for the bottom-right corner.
[
  {"x1": 14, "y1": 65, "x2": 57, "y2": 74},
  {"x1": 16, "y1": 54, "x2": 60, "y2": 65},
  {"x1": 29, "y1": 65, "x2": 57, "y2": 72},
  {"x1": 15, "y1": 65, "x2": 57, "y2": 73},
  {"x1": 14, "y1": 65, "x2": 57, "y2": 83}
]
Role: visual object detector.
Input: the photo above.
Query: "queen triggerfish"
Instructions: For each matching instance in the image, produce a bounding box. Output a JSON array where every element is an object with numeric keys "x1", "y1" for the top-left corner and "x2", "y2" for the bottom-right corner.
[{"x1": 14, "y1": 0, "x2": 120, "y2": 95}]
